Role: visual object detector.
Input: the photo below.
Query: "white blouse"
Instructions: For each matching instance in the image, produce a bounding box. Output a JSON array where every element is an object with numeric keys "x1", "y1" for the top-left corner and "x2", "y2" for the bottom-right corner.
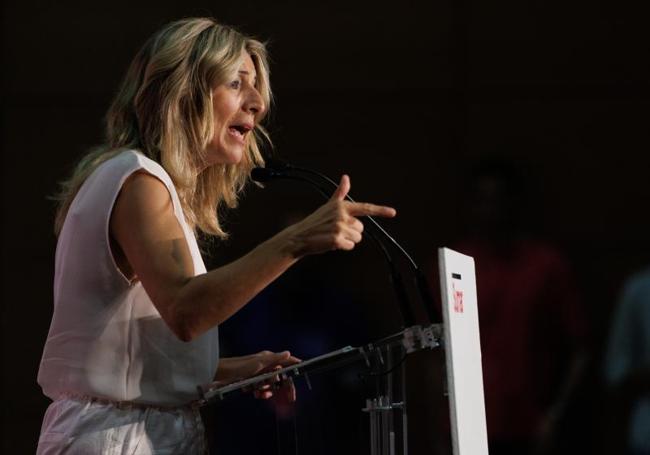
[{"x1": 38, "y1": 150, "x2": 219, "y2": 406}]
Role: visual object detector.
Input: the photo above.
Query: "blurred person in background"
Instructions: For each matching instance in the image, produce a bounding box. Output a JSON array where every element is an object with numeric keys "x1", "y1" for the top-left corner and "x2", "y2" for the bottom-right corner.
[
  {"x1": 603, "y1": 267, "x2": 650, "y2": 455},
  {"x1": 447, "y1": 158, "x2": 589, "y2": 455}
]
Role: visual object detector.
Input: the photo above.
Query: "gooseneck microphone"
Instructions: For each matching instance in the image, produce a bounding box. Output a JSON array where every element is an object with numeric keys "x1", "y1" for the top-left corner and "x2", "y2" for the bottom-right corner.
[
  {"x1": 251, "y1": 162, "x2": 440, "y2": 325},
  {"x1": 252, "y1": 165, "x2": 416, "y2": 328},
  {"x1": 282, "y1": 164, "x2": 441, "y2": 325}
]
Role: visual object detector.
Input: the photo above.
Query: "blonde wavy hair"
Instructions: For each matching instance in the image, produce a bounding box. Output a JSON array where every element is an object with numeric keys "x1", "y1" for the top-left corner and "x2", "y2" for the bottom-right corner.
[{"x1": 54, "y1": 17, "x2": 271, "y2": 237}]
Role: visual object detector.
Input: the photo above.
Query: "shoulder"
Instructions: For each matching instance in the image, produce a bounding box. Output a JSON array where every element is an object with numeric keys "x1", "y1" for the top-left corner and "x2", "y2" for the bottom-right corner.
[
  {"x1": 621, "y1": 268, "x2": 650, "y2": 302},
  {"x1": 94, "y1": 150, "x2": 176, "y2": 208},
  {"x1": 517, "y1": 237, "x2": 571, "y2": 269},
  {"x1": 115, "y1": 169, "x2": 175, "y2": 223},
  {"x1": 98, "y1": 150, "x2": 170, "y2": 181}
]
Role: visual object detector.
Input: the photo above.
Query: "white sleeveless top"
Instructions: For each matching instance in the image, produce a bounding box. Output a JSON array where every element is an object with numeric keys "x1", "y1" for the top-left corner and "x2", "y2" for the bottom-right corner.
[{"x1": 38, "y1": 150, "x2": 220, "y2": 406}]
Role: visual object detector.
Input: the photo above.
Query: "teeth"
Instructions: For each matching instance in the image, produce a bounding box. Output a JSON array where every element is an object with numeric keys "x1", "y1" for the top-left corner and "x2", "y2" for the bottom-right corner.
[{"x1": 228, "y1": 126, "x2": 244, "y2": 140}]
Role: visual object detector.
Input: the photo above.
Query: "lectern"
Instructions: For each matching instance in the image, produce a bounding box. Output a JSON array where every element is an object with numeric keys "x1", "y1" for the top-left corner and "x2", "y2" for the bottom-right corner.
[{"x1": 198, "y1": 248, "x2": 488, "y2": 455}]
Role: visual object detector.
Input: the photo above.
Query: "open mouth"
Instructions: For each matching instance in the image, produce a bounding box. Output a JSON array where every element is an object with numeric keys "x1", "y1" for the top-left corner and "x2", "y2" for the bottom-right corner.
[{"x1": 228, "y1": 124, "x2": 252, "y2": 141}]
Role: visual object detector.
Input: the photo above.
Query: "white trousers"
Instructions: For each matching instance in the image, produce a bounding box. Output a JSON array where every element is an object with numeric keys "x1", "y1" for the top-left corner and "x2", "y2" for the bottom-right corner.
[{"x1": 37, "y1": 395, "x2": 207, "y2": 454}]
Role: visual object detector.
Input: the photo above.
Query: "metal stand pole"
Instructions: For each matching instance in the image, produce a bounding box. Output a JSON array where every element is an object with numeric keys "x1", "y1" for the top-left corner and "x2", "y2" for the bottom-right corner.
[
  {"x1": 362, "y1": 343, "x2": 407, "y2": 455},
  {"x1": 400, "y1": 360, "x2": 408, "y2": 455}
]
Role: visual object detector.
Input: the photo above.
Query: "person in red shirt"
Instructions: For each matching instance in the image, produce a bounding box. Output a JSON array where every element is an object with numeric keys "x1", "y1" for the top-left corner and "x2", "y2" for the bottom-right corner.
[{"x1": 445, "y1": 159, "x2": 588, "y2": 455}]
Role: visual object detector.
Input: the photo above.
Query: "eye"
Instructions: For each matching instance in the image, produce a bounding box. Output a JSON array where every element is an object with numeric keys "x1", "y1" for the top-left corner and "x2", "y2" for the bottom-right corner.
[{"x1": 228, "y1": 79, "x2": 241, "y2": 90}]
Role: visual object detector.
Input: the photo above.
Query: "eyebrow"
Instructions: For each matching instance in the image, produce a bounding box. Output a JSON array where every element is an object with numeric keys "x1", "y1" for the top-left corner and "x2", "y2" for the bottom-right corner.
[{"x1": 238, "y1": 70, "x2": 258, "y2": 85}]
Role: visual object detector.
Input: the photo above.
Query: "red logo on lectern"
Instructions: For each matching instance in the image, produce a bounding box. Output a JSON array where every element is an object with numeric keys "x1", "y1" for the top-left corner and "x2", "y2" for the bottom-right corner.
[{"x1": 452, "y1": 283, "x2": 464, "y2": 313}]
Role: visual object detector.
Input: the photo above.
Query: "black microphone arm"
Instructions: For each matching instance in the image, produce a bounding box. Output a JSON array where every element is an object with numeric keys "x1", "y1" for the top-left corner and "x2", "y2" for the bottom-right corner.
[
  {"x1": 277, "y1": 163, "x2": 441, "y2": 324},
  {"x1": 251, "y1": 163, "x2": 440, "y2": 324},
  {"x1": 251, "y1": 166, "x2": 416, "y2": 327}
]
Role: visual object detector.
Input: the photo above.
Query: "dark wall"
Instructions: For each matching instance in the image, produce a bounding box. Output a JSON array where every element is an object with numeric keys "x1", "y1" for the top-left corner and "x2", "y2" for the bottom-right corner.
[{"x1": 2, "y1": 0, "x2": 648, "y2": 453}]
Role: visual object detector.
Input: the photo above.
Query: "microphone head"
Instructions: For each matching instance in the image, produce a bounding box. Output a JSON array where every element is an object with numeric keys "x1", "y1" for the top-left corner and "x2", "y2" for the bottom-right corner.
[{"x1": 251, "y1": 167, "x2": 273, "y2": 182}]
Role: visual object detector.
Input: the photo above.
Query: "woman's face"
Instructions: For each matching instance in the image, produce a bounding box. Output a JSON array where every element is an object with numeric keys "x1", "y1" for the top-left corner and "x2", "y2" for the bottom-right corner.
[{"x1": 205, "y1": 51, "x2": 265, "y2": 167}]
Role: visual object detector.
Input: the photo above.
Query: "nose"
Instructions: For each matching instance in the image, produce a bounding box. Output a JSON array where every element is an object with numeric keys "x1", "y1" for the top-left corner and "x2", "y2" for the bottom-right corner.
[{"x1": 243, "y1": 87, "x2": 265, "y2": 116}]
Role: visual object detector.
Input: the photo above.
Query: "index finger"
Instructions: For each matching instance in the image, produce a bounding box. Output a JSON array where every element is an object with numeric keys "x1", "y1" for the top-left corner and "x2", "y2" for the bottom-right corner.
[
  {"x1": 347, "y1": 202, "x2": 397, "y2": 218},
  {"x1": 275, "y1": 355, "x2": 301, "y2": 367},
  {"x1": 284, "y1": 355, "x2": 301, "y2": 365},
  {"x1": 263, "y1": 352, "x2": 301, "y2": 368}
]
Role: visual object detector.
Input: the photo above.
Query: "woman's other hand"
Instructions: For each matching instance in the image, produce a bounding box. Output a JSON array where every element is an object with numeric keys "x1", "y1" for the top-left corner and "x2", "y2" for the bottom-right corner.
[
  {"x1": 280, "y1": 175, "x2": 396, "y2": 258},
  {"x1": 215, "y1": 351, "x2": 300, "y2": 401}
]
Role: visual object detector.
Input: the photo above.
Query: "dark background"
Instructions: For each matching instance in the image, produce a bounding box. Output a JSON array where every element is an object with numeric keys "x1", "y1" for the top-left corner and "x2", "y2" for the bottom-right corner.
[{"x1": 2, "y1": 0, "x2": 649, "y2": 453}]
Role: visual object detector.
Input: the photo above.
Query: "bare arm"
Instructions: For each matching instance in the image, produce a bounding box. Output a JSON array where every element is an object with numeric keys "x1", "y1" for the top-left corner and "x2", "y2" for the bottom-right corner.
[{"x1": 111, "y1": 172, "x2": 395, "y2": 342}]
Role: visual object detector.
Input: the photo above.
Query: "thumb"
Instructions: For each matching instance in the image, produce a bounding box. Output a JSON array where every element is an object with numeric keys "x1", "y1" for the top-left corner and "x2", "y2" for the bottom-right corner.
[{"x1": 330, "y1": 174, "x2": 350, "y2": 201}]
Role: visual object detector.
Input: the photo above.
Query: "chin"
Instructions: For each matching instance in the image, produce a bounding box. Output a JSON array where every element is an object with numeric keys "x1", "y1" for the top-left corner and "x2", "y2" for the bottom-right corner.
[{"x1": 224, "y1": 150, "x2": 244, "y2": 165}]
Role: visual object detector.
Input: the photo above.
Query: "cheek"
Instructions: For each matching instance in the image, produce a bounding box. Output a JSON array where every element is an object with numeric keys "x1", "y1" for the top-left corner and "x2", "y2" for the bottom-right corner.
[
  {"x1": 213, "y1": 95, "x2": 240, "y2": 123},
  {"x1": 211, "y1": 115, "x2": 225, "y2": 137}
]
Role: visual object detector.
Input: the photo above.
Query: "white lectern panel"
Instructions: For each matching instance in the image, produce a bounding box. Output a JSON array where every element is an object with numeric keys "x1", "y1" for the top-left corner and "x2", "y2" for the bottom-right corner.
[{"x1": 438, "y1": 247, "x2": 489, "y2": 455}]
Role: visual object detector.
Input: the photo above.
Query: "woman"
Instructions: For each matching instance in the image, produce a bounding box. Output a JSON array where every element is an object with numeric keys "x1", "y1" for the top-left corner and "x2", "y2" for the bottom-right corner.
[{"x1": 36, "y1": 17, "x2": 396, "y2": 454}]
